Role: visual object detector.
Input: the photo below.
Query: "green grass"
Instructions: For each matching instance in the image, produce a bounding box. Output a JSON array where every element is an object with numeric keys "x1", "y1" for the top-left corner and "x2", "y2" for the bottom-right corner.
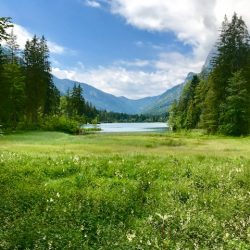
[{"x1": 0, "y1": 131, "x2": 250, "y2": 249}]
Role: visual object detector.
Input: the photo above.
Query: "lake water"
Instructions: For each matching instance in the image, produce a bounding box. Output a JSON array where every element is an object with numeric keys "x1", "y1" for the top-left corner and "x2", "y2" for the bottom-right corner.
[{"x1": 84, "y1": 122, "x2": 168, "y2": 133}]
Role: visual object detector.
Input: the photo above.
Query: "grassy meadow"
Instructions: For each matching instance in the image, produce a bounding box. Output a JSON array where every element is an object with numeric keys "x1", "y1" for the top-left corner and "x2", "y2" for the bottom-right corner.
[{"x1": 0, "y1": 131, "x2": 250, "y2": 249}]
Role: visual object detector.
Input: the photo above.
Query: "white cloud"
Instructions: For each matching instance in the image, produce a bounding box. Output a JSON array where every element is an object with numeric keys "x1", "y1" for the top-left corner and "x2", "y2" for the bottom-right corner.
[
  {"x1": 52, "y1": 50, "x2": 203, "y2": 99},
  {"x1": 47, "y1": 41, "x2": 65, "y2": 54},
  {"x1": 85, "y1": 0, "x2": 101, "y2": 8},
  {"x1": 7, "y1": 24, "x2": 67, "y2": 55},
  {"x1": 72, "y1": 0, "x2": 249, "y2": 99},
  {"x1": 109, "y1": 0, "x2": 250, "y2": 61},
  {"x1": 9, "y1": 1, "x2": 250, "y2": 99},
  {"x1": 115, "y1": 59, "x2": 150, "y2": 68},
  {"x1": 10, "y1": 24, "x2": 32, "y2": 49},
  {"x1": 53, "y1": 65, "x2": 169, "y2": 99}
]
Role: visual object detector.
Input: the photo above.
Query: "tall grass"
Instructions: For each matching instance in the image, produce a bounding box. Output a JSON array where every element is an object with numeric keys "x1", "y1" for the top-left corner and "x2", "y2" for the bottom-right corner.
[{"x1": 0, "y1": 132, "x2": 249, "y2": 249}]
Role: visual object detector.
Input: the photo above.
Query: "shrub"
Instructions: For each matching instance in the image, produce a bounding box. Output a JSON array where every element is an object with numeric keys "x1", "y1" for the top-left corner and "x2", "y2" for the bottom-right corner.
[{"x1": 41, "y1": 115, "x2": 81, "y2": 134}]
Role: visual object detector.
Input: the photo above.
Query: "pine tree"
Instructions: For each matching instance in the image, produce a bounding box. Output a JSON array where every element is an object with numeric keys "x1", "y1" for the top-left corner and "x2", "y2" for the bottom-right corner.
[
  {"x1": 3, "y1": 63, "x2": 25, "y2": 127},
  {"x1": 0, "y1": 17, "x2": 12, "y2": 41},
  {"x1": 219, "y1": 71, "x2": 250, "y2": 135},
  {"x1": 0, "y1": 17, "x2": 13, "y2": 125},
  {"x1": 203, "y1": 13, "x2": 250, "y2": 133},
  {"x1": 69, "y1": 84, "x2": 86, "y2": 119},
  {"x1": 6, "y1": 29, "x2": 20, "y2": 64},
  {"x1": 24, "y1": 35, "x2": 60, "y2": 123},
  {"x1": 184, "y1": 75, "x2": 200, "y2": 129}
]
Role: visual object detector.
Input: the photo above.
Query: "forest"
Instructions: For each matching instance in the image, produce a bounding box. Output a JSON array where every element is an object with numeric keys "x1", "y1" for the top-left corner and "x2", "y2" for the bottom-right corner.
[
  {"x1": 169, "y1": 13, "x2": 250, "y2": 136},
  {"x1": 0, "y1": 17, "x2": 164, "y2": 134}
]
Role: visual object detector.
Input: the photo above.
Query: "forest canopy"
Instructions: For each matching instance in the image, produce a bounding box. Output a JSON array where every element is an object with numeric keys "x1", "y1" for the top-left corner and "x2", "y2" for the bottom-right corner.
[{"x1": 169, "y1": 13, "x2": 250, "y2": 136}]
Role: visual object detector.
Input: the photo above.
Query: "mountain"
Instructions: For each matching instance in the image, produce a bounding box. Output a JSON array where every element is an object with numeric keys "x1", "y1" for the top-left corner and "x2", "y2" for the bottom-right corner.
[
  {"x1": 201, "y1": 47, "x2": 217, "y2": 75},
  {"x1": 140, "y1": 72, "x2": 195, "y2": 115},
  {"x1": 140, "y1": 83, "x2": 184, "y2": 115},
  {"x1": 53, "y1": 73, "x2": 194, "y2": 115},
  {"x1": 53, "y1": 76, "x2": 158, "y2": 114}
]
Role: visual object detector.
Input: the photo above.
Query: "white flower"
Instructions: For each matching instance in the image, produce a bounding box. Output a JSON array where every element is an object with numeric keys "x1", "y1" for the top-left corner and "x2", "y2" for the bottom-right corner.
[
  {"x1": 148, "y1": 215, "x2": 153, "y2": 222},
  {"x1": 73, "y1": 155, "x2": 80, "y2": 163},
  {"x1": 156, "y1": 213, "x2": 172, "y2": 221},
  {"x1": 127, "y1": 232, "x2": 136, "y2": 242}
]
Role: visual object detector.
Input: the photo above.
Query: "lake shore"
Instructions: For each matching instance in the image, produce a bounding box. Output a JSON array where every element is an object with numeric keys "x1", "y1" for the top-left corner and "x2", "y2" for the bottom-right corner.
[{"x1": 83, "y1": 122, "x2": 168, "y2": 133}]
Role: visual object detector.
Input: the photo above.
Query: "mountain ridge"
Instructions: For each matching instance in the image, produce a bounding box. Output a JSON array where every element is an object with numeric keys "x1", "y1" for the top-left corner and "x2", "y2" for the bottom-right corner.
[{"x1": 53, "y1": 72, "x2": 195, "y2": 115}]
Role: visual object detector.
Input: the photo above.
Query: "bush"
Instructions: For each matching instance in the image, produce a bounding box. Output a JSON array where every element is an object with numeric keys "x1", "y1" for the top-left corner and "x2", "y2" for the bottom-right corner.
[{"x1": 41, "y1": 115, "x2": 81, "y2": 134}]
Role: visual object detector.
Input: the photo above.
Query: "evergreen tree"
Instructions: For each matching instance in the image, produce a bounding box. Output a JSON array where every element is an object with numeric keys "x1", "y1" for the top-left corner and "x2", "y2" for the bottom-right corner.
[
  {"x1": 169, "y1": 75, "x2": 200, "y2": 130},
  {"x1": 3, "y1": 63, "x2": 25, "y2": 127},
  {"x1": 0, "y1": 17, "x2": 13, "y2": 125},
  {"x1": 219, "y1": 71, "x2": 250, "y2": 135},
  {"x1": 0, "y1": 17, "x2": 12, "y2": 41},
  {"x1": 204, "y1": 13, "x2": 250, "y2": 132},
  {"x1": 6, "y1": 29, "x2": 20, "y2": 64},
  {"x1": 24, "y1": 35, "x2": 60, "y2": 123},
  {"x1": 168, "y1": 100, "x2": 179, "y2": 131},
  {"x1": 68, "y1": 84, "x2": 86, "y2": 119},
  {"x1": 169, "y1": 14, "x2": 250, "y2": 135},
  {"x1": 185, "y1": 75, "x2": 200, "y2": 129}
]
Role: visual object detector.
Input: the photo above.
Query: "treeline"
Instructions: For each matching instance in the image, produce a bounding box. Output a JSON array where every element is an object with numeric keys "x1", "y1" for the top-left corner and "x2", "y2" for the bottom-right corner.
[
  {"x1": 169, "y1": 13, "x2": 250, "y2": 136},
  {"x1": 99, "y1": 111, "x2": 166, "y2": 123},
  {"x1": 0, "y1": 17, "x2": 163, "y2": 133},
  {"x1": 0, "y1": 18, "x2": 58, "y2": 128},
  {"x1": 0, "y1": 18, "x2": 96, "y2": 133}
]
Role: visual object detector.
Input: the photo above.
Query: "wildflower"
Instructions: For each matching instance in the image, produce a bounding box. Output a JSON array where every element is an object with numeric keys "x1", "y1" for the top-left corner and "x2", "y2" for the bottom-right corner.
[
  {"x1": 73, "y1": 155, "x2": 80, "y2": 163},
  {"x1": 156, "y1": 213, "x2": 172, "y2": 221},
  {"x1": 147, "y1": 240, "x2": 151, "y2": 246},
  {"x1": 223, "y1": 233, "x2": 230, "y2": 240},
  {"x1": 127, "y1": 232, "x2": 136, "y2": 242},
  {"x1": 147, "y1": 215, "x2": 153, "y2": 222},
  {"x1": 50, "y1": 198, "x2": 54, "y2": 202},
  {"x1": 56, "y1": 192, "x2": 60, "y2": 198}
]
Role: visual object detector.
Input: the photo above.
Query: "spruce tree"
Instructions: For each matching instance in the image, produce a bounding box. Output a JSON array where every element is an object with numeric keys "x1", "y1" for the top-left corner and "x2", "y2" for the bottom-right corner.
[
  {"x1": 6, "y1": 29, "x2": 20, "y2": 64},
  {"x1": 0, "y1": 17, "x2": 12, "y2": 41},
  {"x1": 219, "y1": 71, "x2": 250, "y2": 135},
  {"x1": 204, "y1": 13, "x2": 250, "y2": 132},
  {"x1": 24, "y1": 35, "x2": 60, "y2": 123},
  {"x1": 0, "y1": 17, "x2": 13, "y2": 125}
]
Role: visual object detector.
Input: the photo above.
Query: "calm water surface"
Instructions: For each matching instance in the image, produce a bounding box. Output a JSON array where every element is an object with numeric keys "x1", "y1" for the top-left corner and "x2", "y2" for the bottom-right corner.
[{"x1": 84, "y1": 122, "x2": 168, "y2": 133}]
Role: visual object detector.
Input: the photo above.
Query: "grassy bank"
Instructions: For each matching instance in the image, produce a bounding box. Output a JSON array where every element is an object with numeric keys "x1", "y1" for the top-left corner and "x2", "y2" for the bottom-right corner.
[{"x1": 0, "y1": 132, "x2": 249, "y2": 249}]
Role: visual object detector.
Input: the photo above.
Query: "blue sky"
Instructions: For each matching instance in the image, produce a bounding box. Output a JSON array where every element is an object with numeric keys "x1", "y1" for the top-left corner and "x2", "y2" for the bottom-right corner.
[{"x1": 1, "y1": 0, "x2": 249, "y2": 98}]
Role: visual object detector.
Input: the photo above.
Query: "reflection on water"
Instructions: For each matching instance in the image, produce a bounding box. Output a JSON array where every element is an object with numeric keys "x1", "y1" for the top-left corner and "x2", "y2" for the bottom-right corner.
[{"x1": 83, "y1": 122, "x2": 168, "y2": 133}]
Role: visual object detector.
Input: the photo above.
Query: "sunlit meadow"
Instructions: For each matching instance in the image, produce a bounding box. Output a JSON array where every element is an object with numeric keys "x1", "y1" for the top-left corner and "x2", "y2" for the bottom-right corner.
[{"x1": 0, "y1": 132, "x2": 250, "y2": 249}]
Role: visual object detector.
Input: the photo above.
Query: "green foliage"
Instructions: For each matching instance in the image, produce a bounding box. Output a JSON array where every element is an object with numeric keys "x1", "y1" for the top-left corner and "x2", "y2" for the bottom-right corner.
[
  {"x1": 0, "y1": 132, "x2": 249, "y2": 249},
  {"x1": 65, "y1": 83, "x2": 86, "y2": 118},
  {"x1": 0, "y1": 18, "x2": 62, "y2": 129},
  {"x1": 0, "y1": 17, "x2": 99, "y2": 132},
  {"x1": 2, "y1": 63, "x2": 25, "y2": 127},
  {"x1": 41, "y1": 115, "x2": 81, "y2": 134},
  {"x1": 219, "y1": 71, "x2": 250, "y2": 135},
  {"x1": 24, "y1": 35, "x2": 58, "y2": 123},
  {"x1": 0, "y1": 17, "x2": 13, "y2": 41},
  {"x1": 99, "y1": 110, "x2": 165, "y2": 123},
  {"x1": 169, "y1": 75, "x2": 201, "y2": 130},
  {"x1": 170, "y1": 13, "x2": 250, "y2": 136}
]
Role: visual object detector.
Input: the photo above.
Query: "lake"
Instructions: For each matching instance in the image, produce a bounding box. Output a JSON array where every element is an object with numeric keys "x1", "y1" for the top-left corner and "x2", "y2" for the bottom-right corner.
[{"x1": 84, "y1": 122, "x2": 168, "y2": 133}]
